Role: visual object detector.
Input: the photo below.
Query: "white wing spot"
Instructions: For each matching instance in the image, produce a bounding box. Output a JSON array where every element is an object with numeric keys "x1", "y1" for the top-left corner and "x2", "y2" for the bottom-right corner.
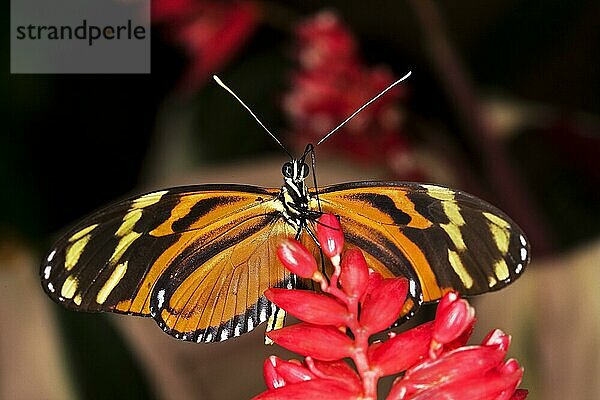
[
  {"x1": 205, "y1": 332, "x2": 213, "y2": 342},
  {"x1": 220, "y1": 330, "x2": 229, "y2": 341},
  {"x1": 247, "y1": 318, "x2": 254, "y2": 331},
  {"x1": 520, "y1": 247, "x2": 528, "y2": 261},
  {"x1": 196, "y1": 336, "x2": 202, "y2": 343},
  {"x1": 519, "y1": 234, "x2": 527, "y2": 246},
  {"x1": 43, "y1": 266, "x2": 52, "y2": 280},
  {"x1": 409, "y1": 279, "x2": 417, "y2": 298},
  {"x1": 515, "y1": 263, "x2": 523, "y2": 274},
  {"x1": 157, "y1": 289, "x2": 165, "y2": 309},
  {"x1": 47, "y1": 249, "x2": 57, "y2": 262},
  {"x1": 259, "y1": 307, "x2": 268, "y2": 322},
  {"x1": 47, "y1": 282, "x2": 55, "y2": 293}
]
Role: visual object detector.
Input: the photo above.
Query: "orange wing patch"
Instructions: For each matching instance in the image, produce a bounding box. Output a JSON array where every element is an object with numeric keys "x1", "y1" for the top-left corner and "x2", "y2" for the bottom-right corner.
[{"x1": 152, "y1": 217, "x2": 295, "y2": 342}]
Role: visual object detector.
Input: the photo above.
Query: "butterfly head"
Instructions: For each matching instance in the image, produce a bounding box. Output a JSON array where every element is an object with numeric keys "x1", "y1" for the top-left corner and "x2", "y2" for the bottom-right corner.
[
  {"x1": 281, "y1": 143, "x2": 313, "y2": 185},
  {"x1": 281, "y1": 160, "x2": 309, "y2": 183}
]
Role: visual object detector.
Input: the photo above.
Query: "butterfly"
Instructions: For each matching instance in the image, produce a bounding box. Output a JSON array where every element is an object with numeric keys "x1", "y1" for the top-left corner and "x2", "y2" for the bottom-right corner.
[{"x1": 40, "y1": 73, "x2": 530, "y2": 343}]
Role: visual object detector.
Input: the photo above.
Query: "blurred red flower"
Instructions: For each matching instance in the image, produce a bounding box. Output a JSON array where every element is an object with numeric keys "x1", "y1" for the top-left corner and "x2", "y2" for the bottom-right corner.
[
  {"x1": 284, "y1": 12, "x2": 418, "y2": 179},
  {"x1": 153, "y1": 0, "x2": 258, "y2": 92},
  {"x1": 253, "y1": 214, "x2": 527, "y2": 399}
]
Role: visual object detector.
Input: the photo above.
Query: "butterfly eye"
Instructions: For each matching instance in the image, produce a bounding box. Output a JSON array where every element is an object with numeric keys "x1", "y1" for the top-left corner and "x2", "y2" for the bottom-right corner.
[
  {"x1": 300, "y1": 163, "x2": 310, "y2": 178},
  {"x1": 282, "y1": 162, "x2": 294, "y2": 178}
]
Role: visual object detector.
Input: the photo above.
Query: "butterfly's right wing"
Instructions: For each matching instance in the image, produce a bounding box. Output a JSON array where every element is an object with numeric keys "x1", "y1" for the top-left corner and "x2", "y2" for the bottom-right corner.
[{"x1": 315, "y1": 182, "x2": 530, "y2": 313}]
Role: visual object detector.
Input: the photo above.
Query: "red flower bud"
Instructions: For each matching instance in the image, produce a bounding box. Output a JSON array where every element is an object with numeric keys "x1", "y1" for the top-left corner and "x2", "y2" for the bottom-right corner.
[
  {"x1": 263, "y1": 356, "x2": 314, "y2": 389},
  {"x1": 442, "y1": 359, "x2": 523, "y2": 400},
  {"x1": 266, "y1": 323, "x2": 354, "y2": 361},
  {"x1": 482, "y1": 328, "x2": 511, "y2": 352},
  {"x1": 310, "y1": 359, "x2": 362, "y2": 393},
  {"x1": 438, "y1": 317, "x2": 475, "y2": 354},
  {"x1": 436, "y1": 290, "x2": 458, "y2": 315},
  {"x1": 252, "y1": 378, "x2": 360, "y2": 400},
  {"x1": 277, "y1": 239, "x2": 319, "y2": 279},
  {"x1": 359, "y1": 277, "x2": 408, "y2": 335},
  {"x1": 316, "y1": 214, "x2": 344, "y2": 259},
  {"x1": 432, "y1": 291, "x2": 475, "y2": 347},
  {"x1": 403, "y1": 346, "x2": 509, "y2": 388},
  {"x1": 263, "y1": 356, "x2": 286, "y2": 390},
  {"x1": 391, "y1": 362, "x2": 522, "y2": 400},
  {"x1": 360, "y1": 270, "x2": 384, "y2": 304},
  {"x1": 265, "y1": 288, "x2": 349, "y2": 326},
  {"x1": 389, "y1": 350, "x2": 521, "y2": 400},
  {"x1": 369, "y1": 321, "x2": 433, "y2": 376},
  {"x1": 495, "y1": 360, "x2": 525, "y2": 400},
  {"x1": 339, "y1": 248, "x2": 369, "y2": 299}
]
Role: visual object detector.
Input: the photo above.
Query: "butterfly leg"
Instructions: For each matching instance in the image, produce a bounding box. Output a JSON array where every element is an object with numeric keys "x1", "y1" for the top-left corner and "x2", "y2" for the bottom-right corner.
[{"x1": 302, "y1": 220, "x2": 330, "y2": 281}]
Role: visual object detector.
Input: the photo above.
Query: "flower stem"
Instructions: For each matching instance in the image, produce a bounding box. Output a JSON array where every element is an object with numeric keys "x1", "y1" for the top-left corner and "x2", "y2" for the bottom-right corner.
[
  {"x1": 352, "y1": 325, "x2": 378, "y2": 398},
  {"x1": 343, "y1": 296, "x2": 377, "y2": 399},
  {"x1": 323, "y1": 267, "x2": 379, "y2": 398}
]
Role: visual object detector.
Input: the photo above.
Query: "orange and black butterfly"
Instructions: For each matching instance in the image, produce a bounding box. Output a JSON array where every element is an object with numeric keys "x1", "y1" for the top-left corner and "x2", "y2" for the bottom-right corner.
[{"x1": 40, "y1": 74, "x2": 530, "y2": 343}]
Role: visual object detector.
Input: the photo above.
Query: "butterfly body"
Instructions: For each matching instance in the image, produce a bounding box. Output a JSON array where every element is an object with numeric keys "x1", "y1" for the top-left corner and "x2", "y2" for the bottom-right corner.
[{"x1": 278, "y1": 157, "x2": 316, "y2": 232}]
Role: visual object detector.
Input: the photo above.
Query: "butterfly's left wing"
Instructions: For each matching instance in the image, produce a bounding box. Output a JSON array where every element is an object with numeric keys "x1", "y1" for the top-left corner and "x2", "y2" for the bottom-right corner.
[
  {"x1": 41, "y1": 184, "x2": 296, "y2": 342},
  {"x1": 315, "y1": 182, "x2": 530, "y2": 312}
]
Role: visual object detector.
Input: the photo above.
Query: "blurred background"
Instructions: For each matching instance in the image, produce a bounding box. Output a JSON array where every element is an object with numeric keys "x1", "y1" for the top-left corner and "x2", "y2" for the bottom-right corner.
[{"x1": 2, "y1": 0, "x2": 599, "y2": 399}]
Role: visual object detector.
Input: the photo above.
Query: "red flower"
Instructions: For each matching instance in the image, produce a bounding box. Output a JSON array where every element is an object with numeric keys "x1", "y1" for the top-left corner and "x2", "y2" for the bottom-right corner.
[
  {"x1": 339, "y1": 248, "x2": 369, "y2": 299},
  {"x1": 266, "y1": 323, "x2": 354, "y2": 362},
  {"x1": 265, "y1": 288, "x2": 349, "y2": 327},
  {"x1": 276, "y1": 238, "x2": 321, "y2": 280},
  {"x1": 368, "y1": 322, "x2": 433, "y2": 376},
  {"x1": 153, "y1": 0, "x2": 258, "y2": 92},
  {"x1": 253, "y1": 213, "x2": 527, "y2": 399},
  {"x1": 315, "y1": 213, "x2": 344, "y2": 260},
  {"x1": 283, "y1": 12, "x2": 419, "y2": 179},
  {"x1": 430, "y1": 291, "x2": 476, "y2": 357},
  {"x1": 359, "y1": 277, "x2": 408, "y2": 335},
  {"x1": 263, "y1": 356, "x2": 315, "y2": 389}
]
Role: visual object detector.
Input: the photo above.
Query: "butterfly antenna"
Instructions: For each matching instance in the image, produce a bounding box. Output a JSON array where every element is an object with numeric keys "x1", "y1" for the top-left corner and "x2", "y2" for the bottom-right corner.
[
  {"x1": 316, "y1": 70, "x2": 412, "y2": 146},
  {"x1": 213, "y1": 75, "x2": 292, "y2": 158},
  {"x1": 304, "y1": 144, "x2": 322, "y2": 212}
]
